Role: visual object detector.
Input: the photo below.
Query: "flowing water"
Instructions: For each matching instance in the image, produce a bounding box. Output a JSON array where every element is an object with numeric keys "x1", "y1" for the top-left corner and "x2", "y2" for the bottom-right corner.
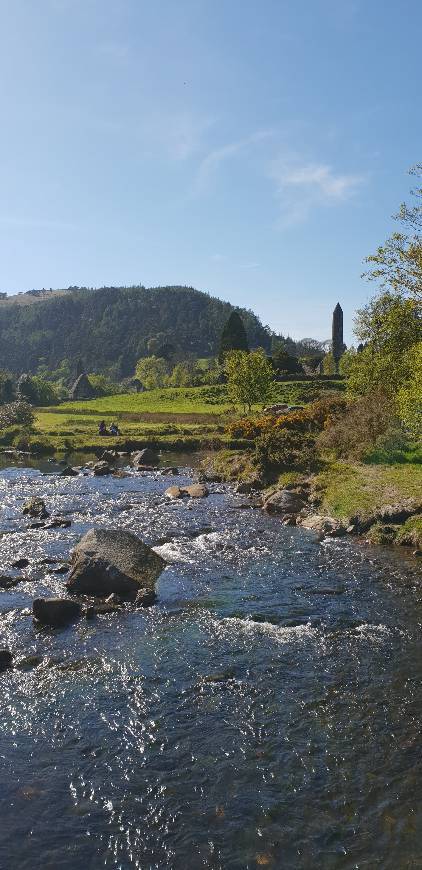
[{"x1": 0, "y1": 457, "x2": 421, "y2": 870}]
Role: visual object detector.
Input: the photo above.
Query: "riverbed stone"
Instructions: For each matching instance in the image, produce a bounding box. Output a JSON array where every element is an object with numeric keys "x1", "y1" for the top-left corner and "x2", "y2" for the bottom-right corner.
[
  {"x1": 93, "y1": 461, "x2": 113, "y2": 476},
  {"x1": 165, "y1": 485, "x2": 184, "y2": 499},
  {"x1": 263, "y1": 489, "x2": 306, "y2": 515},
  {"x1": 0, "y1": 575, "x2": 25, "y2": 589},
  {"x1": 184, "y1": 484, "x2": 209, "y2": 498},
  {"x1": 0, "y1": 649, "x2": 13, "y2": 672},
  {"x1": 135, "y1": 588, "x2": 157, "y2": 607},
  {"x1": 12, "y1": 557, "x2": 29, "y2": 569},
  {"x1": 61, "y1": 465, "x2": 79, "y2": 476},
  {"x1": 32, "y1": 597, "x2": 82, "y2": 627},
  {"x1": 299, "y1": 514, "x2": 346, "y2": 536},
  {"x1": 66, "y1": 528, "x2": 165, "y2": 598},
  {"x1": 23, "y1": 497, "x2": 49, "y2": 519},
  {"x1": 131, "y1": 448, "x2": 160, "y2": 467}
]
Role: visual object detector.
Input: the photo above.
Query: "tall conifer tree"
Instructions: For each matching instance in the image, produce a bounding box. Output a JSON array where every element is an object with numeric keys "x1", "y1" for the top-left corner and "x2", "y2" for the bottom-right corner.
[{"x1": 218, "y1": 312, "x2": 249, "y2": 362}]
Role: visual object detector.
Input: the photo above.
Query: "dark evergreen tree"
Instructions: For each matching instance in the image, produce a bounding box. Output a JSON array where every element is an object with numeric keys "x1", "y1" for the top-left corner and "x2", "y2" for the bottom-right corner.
[
  {"x1": 218, "y1": 312, "x2": 249, "y2": 362},
  {"x1": 272, "y1": 349, "x2": 303, "y2": 374}
]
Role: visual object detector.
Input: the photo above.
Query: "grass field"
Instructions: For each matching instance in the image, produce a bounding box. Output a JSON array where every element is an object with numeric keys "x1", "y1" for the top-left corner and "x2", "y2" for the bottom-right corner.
[
  {"x1": 33, "y1": 381, "x2": 346, "y2": 451},
  {"x1": 315, "y1": 460, "x2": 422, "y2": 521}
]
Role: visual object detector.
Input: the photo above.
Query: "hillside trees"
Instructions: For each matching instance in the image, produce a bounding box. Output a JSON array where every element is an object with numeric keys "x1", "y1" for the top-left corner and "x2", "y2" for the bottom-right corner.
[{"x1": 0, "y1": 285, "x2": 270, "y2": 375}]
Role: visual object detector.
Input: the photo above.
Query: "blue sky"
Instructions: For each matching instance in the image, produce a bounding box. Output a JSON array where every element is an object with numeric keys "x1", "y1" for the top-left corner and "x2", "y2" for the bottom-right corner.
[{"x1": 0, "y1": 0, "x2": 420, "y2": 343}]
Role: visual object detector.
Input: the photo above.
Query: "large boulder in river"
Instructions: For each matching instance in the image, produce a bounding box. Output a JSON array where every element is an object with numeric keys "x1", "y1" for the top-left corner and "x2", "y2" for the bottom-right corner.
[
  {"x1": 131, "y1": 448, "x2": 159, "y2": 467},
  {"x1": 262, "y1": 489, "x2": 306, "y2": 515},
  {"x1": 33, "y1": 597, "x2": 81, "y2": 626},
  {"x1": 66, "y1": 528, "x2": 165, "y2": 598}
]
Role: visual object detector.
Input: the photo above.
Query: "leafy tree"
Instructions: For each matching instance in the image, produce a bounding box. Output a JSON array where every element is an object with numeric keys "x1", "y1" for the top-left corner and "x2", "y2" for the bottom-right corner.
[
  {"x1": 0, "y1": 370, "x2": 15, "y2": 404},
  {"x1": 348, "y1": 292, "x2": 420, "y2": 396},
  {"x1": 363, "y1": 164, "x2": 421, "y2": 304},
  {"x1": 219, "y1": 312, "x2": 249, "y2": 363},
  {"x1": 168, "y1": 361, "x2": 195, "y2": 387},
  {"x1": 225, "y1": 349, "x2": 274, "y2": 412},
  {"x1": 135, "y1": 356, "x2": 168, "y2": 390},
  {"x1": 322, "y1": 352, "x2": 336, "y2": 375},
  {"x1": 87, "y1": 374, "x2": 123, "y2": 396},
  {"x1": 397, "y1": 342, "x2": 422, "y2": 436},
  {"x1": 338, "y1": 347, "x2": 357, "y2": 376},
  {"x1": 17, "y1": 374, "x2": 59, "y2": 406},
  {"x1": 272, "y1": 349, "x2": 303, "y2": 374},
  {"x1": 0, "y1": 400, "x2": 34, "y2": 430},
  {"x1": 299, "y1": 355, "x2": 323, "y2": 372}
]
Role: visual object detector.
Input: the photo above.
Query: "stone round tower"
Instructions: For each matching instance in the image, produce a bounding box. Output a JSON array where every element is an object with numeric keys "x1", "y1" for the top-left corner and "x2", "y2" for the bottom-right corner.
[{"x1": 332, "y1": 303, "x2": 344, "y2": 373}]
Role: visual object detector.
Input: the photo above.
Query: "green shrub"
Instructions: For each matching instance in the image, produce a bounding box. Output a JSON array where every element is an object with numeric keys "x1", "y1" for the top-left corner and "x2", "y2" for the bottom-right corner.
[
  {"x1": 317, "y1": 391, "x2": 396, "y2": 460},
  {"x1": 255, "y1": 428, "x2": 318, "y2": 474}
]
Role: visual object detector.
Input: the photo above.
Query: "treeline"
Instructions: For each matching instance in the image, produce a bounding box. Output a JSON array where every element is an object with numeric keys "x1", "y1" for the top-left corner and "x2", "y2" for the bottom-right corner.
[{"x1": 0, "y1": 284, "x2": 271, "y2": 377}]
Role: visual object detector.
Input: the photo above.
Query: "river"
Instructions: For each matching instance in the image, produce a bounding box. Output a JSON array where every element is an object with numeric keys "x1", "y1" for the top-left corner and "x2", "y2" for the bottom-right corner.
[{"x1": 0, "y1": 456, "x2": 421, "y2": 869}]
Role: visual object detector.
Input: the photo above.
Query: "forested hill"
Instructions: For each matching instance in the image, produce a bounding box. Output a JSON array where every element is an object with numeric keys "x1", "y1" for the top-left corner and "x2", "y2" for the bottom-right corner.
[{"x1": 0, "y1": 284, "x2": 271, "y2": 376}]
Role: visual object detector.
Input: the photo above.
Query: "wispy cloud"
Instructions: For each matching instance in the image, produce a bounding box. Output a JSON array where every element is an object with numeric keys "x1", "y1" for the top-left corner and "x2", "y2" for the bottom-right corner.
[
  {"x1": 269, "y1": 157, "x2": 365, "y2": 226},
  {"x1": 194, "y1": 130, "x2": 272, "y2": 194}
]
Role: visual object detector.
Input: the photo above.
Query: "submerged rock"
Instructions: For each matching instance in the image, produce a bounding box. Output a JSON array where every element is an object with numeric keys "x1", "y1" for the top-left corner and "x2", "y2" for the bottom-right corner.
[
  {"x1": 46, "y1": 518, "x2": 72, "y2": 529},
  {"x1": 12, "y1": 557, "x2": 29, "y2": 569},
  {"x1": 0, "y1": 649, "x2": 13, "y2": 672},
  {"x1": 66, "y1": 528, "x2": 165, "y2": 598},
  {"x1": 23, "y1": 498, "x2": 49, "y2": 519},
  {"x1": 32, "y1": 597, "x2": 81, "y2": 627},
  {"x1": 0, "y1": 575, "x2": 25, "y2": 589}
]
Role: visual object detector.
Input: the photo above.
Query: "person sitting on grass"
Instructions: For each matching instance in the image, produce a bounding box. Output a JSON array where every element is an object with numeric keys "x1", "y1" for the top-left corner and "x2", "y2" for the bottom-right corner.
[
  {"x1": 109, "y1": 422, "x2": 120, "y2": 436},
  {"x1": 98, "y1": 420, "x2": 108, "y2": 436}
]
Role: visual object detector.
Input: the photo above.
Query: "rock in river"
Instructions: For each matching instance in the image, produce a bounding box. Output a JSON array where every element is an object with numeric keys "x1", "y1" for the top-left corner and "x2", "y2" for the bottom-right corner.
[
  {"x1": 262, "y1": 489, "x2": 306, "y2": 515},
  {"x1": 32, "y1": 597, "x2": 81, "y2": 627},
  {"x1": 61, "y1": 465, "x2": 79, "y2": 477},
  {"x1": 165, "y1": 484, "x2": 209, "y2": 500},
  {"x1": 93, "y1": 461, "x2": 113, "y2": 476},
  {"x1": 0, "y1": 649, "x2": 13, "y2": 672},
  {"x1": 66, "y1": 528, "x2": 165, "y2": 598},
  {"x1": 131, "y1": 448, "x2": 159, "y2": 467},
  {"x1": 23, "y1": 497, "x2": 49, "y2": 519}
]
